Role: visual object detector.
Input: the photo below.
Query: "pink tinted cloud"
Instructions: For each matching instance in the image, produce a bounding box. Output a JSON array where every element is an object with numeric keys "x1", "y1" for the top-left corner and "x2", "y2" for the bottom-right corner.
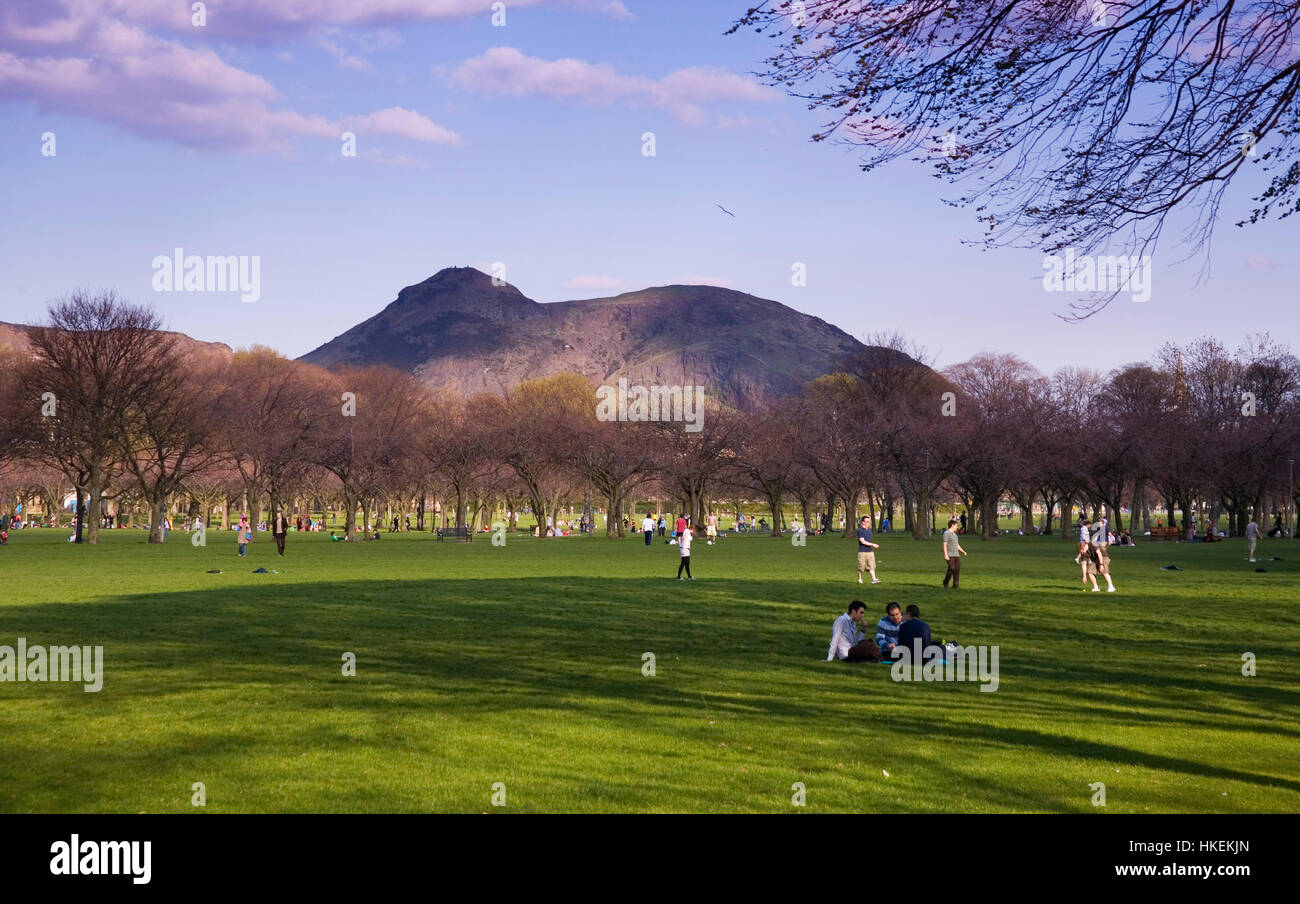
[
  {"x1": 450, "y1": 47, "x2": 778, "y2": 123},
  {"x1": 94, "y1": 0, "x2": 630, "y2": 40},
  {"x1": 0, "y1": 2, "x2": 459, "y2": 151},
  {"x1": 347, "y1": 107, "x2": 460, "y2": 144}
]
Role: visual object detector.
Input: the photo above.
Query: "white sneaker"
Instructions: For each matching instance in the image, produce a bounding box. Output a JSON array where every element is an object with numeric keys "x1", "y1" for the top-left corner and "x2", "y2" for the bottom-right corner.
[
  {"x1": 857, "y1": 577, "x2": 863, "y2": 584},
  {"x1": 1090, "y1": 587, "x2": 1100, "y2": 592},
  {"x1": 1107, "y1": 586, "x2": 1115, "y2": 592},
  {"x1": 871, "y1": 578, "x2": 881, "y2": 584}
]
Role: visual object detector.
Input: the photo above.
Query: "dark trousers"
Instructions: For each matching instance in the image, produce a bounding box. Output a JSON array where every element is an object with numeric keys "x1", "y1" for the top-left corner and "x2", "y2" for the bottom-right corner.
[
  {"x1": 846, "y1": 639, "x2": 882, "y2": 663},
  {"x1": 677, "y1": 556, "x2": 692, "y2": 578},
  {"x1": 274, "y1": 533, "x2": 286, "y2": 556},
  {"x1": 943, "y1": 555, "x2": 960, "y2": 587},
  {"x1": 644, "y1": 530, "x2": 653, "y2": 546}
]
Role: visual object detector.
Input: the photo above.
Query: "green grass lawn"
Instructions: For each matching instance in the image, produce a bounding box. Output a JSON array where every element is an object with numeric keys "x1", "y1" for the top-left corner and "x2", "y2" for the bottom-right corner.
[{"x1": 0, "y1": 526, "x2": 1296, "y2": 813}]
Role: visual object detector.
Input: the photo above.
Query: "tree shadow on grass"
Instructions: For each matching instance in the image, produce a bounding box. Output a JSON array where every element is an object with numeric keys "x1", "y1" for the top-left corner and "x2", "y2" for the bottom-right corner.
[{"x1": 2, "y1": 576, "x2": 1297, "y2": 811}]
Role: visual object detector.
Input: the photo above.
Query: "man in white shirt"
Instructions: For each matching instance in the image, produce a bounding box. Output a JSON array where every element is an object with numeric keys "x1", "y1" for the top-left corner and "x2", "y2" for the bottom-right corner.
[
  {"x1": 826, "y1": 600, "x2": 878, "y2": 662},
  {"x1": 1245, "y1": 517, "x2": 1261, "y2": 561},
  {"x1": 676, "y1": 525, "x2": 695, "y2": 579},
  {"x1": 642, "y1": 513, "x2": 655, "y2": 547},
  {"x1": 941, "y1": 519, "x2": 967, "y2": 588}
]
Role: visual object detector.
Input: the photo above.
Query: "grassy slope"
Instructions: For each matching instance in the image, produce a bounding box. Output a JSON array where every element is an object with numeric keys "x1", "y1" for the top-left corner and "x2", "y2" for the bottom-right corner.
[{"x1": 0, "y1": 527, "x2": 1295, "y2": 813}]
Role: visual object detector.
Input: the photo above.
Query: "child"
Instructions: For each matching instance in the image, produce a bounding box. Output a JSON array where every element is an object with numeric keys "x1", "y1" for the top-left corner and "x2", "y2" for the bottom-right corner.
[
  {"x1": 237, "y1": 517, "x2": 251, "y2": 557},
  {"x1": 1071, "y1": 520, "x2": 1092, "y2": 561}
]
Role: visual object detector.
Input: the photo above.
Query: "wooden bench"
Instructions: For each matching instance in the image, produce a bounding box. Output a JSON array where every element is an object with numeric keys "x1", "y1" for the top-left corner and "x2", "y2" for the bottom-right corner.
[
  {"x1": 435, "y1": 525, "x2": 472, "y2": 542},
  {"x1": 1147, "y1": 527, "x2": 1182, "y2": 541}
]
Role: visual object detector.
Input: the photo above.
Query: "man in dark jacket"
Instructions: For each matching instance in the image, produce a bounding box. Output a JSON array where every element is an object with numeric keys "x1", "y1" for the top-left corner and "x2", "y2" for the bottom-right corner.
[
  {"x1": 897, "y1": 605, "x2": 939, "y2": 661},
  {"x1": 272, "y1": 509, "x2": 290, "y2": 556}
]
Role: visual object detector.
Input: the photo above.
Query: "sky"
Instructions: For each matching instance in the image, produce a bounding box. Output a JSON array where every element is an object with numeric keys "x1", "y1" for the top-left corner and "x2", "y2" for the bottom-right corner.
[{"x1": 1, "y1": 0, "x2": 1296, "y2": 376}]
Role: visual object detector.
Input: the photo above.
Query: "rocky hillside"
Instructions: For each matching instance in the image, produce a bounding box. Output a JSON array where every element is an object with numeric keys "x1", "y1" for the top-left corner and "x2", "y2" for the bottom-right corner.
[{"x1": 300, "y1": 267, "x2": 900, "y2": 408}]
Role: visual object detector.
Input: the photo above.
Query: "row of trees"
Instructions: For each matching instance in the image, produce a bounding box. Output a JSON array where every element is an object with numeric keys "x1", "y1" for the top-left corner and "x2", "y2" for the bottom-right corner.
[{"x1": 2, "y1": 293, "x2": 1297, "y2": 543}]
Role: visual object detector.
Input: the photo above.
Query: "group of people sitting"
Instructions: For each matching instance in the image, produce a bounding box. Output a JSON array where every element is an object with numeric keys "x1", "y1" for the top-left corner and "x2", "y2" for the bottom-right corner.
[{"x1": 826, "y1": 600, "x2": 941, "y2": 663}]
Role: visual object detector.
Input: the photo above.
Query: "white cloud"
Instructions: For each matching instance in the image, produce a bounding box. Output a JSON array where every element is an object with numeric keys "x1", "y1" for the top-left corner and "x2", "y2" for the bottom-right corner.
[
  {"x1": 347, "y1": 107, "x2": 460, "y2": 144},
  {"x1": 450, "y1": 47, "x2": 778, "y2": 123},
  {"x1": 0, "y1": 2, "x2": 643, "y2": 150}
]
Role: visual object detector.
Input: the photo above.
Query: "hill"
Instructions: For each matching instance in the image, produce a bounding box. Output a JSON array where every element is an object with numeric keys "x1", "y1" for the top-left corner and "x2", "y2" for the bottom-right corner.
[{"x1": 300, "y1": 267, "x2": 906, "y2": 407}]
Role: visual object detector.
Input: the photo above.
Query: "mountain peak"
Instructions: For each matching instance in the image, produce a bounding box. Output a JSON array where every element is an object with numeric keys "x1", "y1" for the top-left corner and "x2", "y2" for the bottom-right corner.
[
  {"x1": 404, "y1": 266, "x2": 523, "y2": 297},
  {"x1": 300, "y1": 269, "x2": 901, "y2": 407}
]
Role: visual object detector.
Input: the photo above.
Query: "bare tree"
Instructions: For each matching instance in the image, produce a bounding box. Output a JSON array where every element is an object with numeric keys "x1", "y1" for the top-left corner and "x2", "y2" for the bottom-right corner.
[
  {"x1": 119, "y1": 350, "x2": 229, "y2": 542},
  {"x1": 732, "y1": 1, "x2": 1300, "y2": 318},
  {"x1": 315, "y1": 365, "x2": 425, "y2": 540},
  {"x1": 17, "y1": 292, "x2": 173, "y2": 543},
  {"x1": 217, "y1": 348, "x2": 324, "y2": 530}
]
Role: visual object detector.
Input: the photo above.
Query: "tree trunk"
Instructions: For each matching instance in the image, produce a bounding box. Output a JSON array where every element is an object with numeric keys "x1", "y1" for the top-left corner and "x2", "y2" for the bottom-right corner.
[
  {"x1": 911, "y1": 489, "x2": 931, "y2": 539},
  {"x1": 981, "y1": 497, "x2": 998, "y2": 540},
  {"x1": 149, "y1": 496, "x2": 167, "y2": 543},
  {"x1": 74, "y1": 487, "x2": 86, "y2": 543},
  {"x1": 344, "y1": 489, "x2": 358, "y2": 540},
  {"x1": 766, "y1": 494, "x2": 783, "y2": 537},
  {"x1": 85, "y1": 466, "x2": 103, "y2": 544}
]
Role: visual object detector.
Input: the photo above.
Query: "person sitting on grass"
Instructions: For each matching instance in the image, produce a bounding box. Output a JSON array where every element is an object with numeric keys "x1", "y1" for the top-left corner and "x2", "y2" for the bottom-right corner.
[
  {"x1": 827, "y1": 600, "x2": 881, "y2": 662},
  {"x1": 875, "y1": 601, "x2": 903, "y2": 659},
  {"x1": 897, "y1": 604, "x2": 940, "y2": 661}
]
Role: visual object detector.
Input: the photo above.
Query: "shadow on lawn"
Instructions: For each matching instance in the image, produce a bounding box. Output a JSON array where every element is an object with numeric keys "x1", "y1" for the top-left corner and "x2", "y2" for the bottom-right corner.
[{"x1": 2, "y1": 576, "x2": 1297, "y2": 810}]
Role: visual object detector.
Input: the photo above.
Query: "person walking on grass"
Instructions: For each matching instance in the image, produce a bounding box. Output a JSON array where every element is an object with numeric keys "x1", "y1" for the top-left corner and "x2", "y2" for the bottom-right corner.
[
  {"x1": 1075, "y1": 516, "x2": 1092, "y2": 584},
  {"x1": 941, "y1": 518, "x2": 967, "y2": 588},
  {"x1": 676, "y1": 524, "x2": 694, "y2": 580},
  {"x1": 1074, "y1": 516, "x2": 1090, "y2": 563},
  {"x1": 856, "y1": 515, "x2": 881, "y2": 584},
  {"x1": 237, "y1": 515, "x2": 252, "y2": 557},
  {"x1": 642, "y1": 512, "x2": 655, "y2": 547},
  {"x1": 273, "y1": 508, "x2": 290, "y2": 557},
  {"x1": 1084, "y1": 533, "x2": 1116, "y2": 593},
  {"x1": 1246, "y1": 516, "x2": 1261, "y2": 562}
]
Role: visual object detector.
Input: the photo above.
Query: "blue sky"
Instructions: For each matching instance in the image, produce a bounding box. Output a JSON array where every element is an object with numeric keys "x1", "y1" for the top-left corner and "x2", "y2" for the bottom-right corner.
[{"x1": 1, "y1": 0, "x2": 1296, "y2": 374}]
